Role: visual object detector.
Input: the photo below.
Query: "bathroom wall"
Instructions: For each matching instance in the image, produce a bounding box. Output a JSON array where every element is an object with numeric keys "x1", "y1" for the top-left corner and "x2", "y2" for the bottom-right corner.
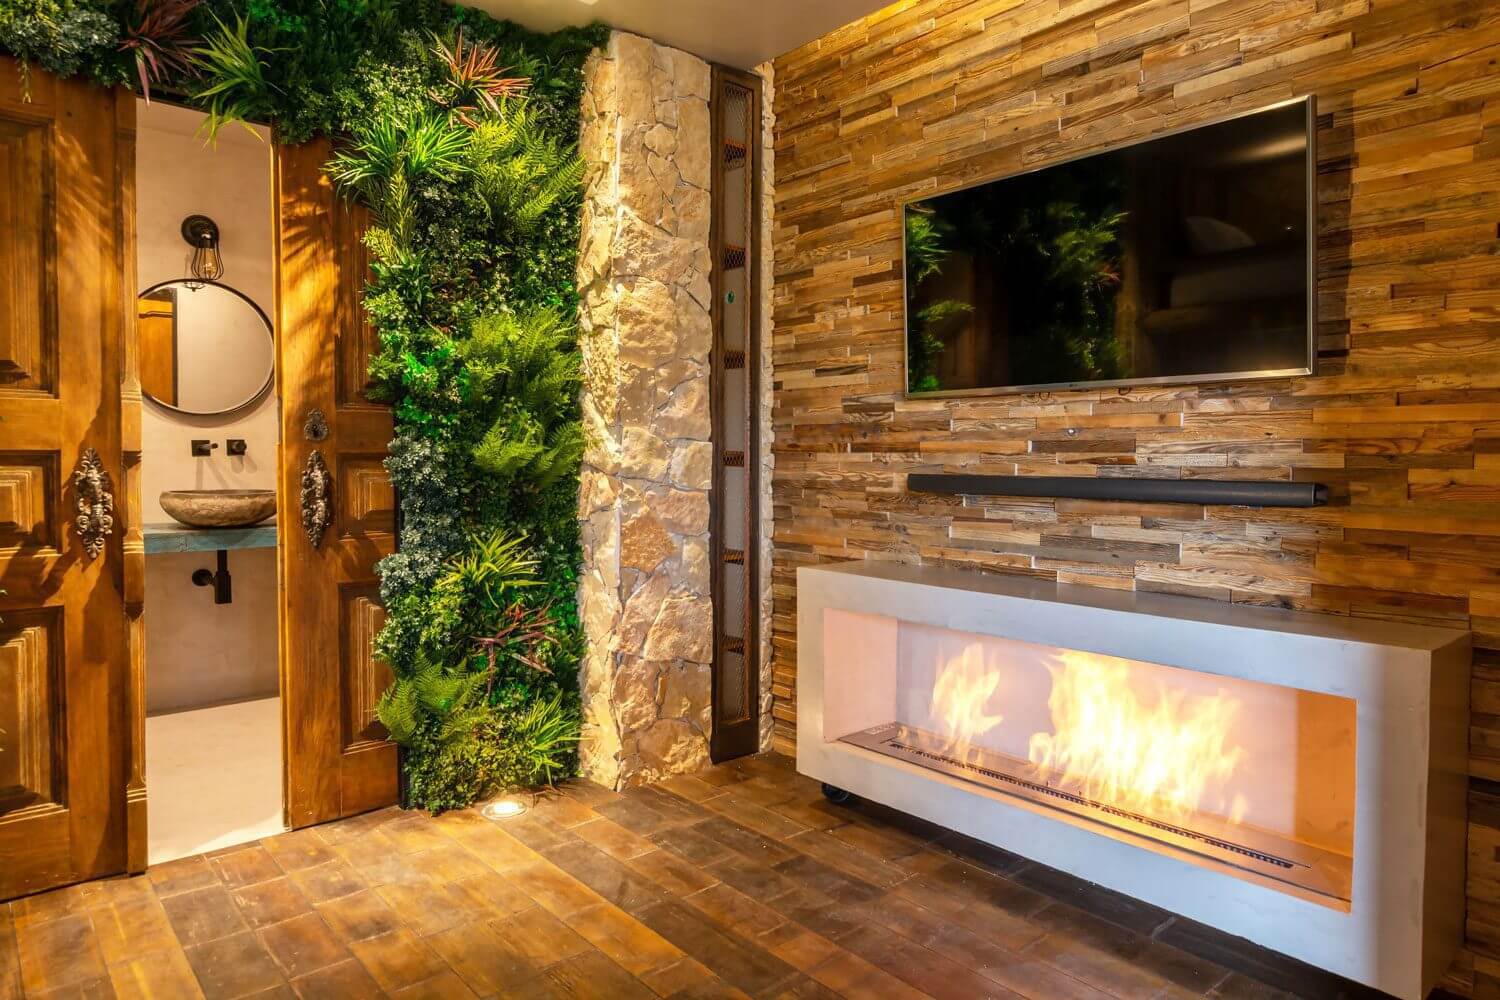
[
  {"x1": 137, "y1": 100, "x2": 279, "y2": 713},
  {"x1": 144, "y1": 548, "x2": 280, "y2": 712},
  {"x1": 136, "y1": 100, "x2": 277, "y2": 527}
]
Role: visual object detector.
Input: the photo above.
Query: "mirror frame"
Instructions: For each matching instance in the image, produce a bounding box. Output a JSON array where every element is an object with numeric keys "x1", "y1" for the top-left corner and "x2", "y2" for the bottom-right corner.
[{"x1": 138, "y1": 277, "x2": 276, "y2": 417}]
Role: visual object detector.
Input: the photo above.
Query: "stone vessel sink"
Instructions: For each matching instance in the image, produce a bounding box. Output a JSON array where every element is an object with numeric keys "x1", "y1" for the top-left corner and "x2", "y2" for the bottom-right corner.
[{"x1": 160, "y1": 489, "x2": 277, "y2": 529}]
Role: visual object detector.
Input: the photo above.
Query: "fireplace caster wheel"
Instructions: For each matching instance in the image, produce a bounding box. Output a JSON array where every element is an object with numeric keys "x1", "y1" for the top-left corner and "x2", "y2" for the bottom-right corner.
[{"x1": 820, "y1": 783, "x2": 854, "y2": 805}]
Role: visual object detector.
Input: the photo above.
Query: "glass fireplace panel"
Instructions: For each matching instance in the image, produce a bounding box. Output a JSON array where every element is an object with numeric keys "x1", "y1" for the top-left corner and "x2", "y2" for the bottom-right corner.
[{"x1": 823, "y1": 610, "x2": 1355, "y2": 906}]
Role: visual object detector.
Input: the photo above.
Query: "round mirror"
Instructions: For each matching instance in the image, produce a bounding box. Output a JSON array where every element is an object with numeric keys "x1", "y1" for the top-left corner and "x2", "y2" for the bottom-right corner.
[{"x1": 138, "y1": 279, "x2": 274, "y2": 416}]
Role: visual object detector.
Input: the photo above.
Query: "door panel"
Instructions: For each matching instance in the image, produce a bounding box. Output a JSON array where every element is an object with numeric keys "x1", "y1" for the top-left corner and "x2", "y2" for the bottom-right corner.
[
  {"x1": 0, "y1": 610, "x2": 62, "y2": 812},
  {"x1": 0, "y1": 60, "x2": 130, "y2": 900},
  {"x1": 275, "y1": 138, "x2": 398, "y2": 828},
  {"x1": 0, "y1": 115, "x2": 54, "y2": 397}
]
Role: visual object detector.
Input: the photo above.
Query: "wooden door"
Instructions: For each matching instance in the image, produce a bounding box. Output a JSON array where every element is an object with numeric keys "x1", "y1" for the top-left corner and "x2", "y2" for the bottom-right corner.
[
  {"x1": 274, "y1": 138, "x2": 398, "y2": 827},
  {"x1": 0, "y1": 61, "x2": 132, "y2": 899}
]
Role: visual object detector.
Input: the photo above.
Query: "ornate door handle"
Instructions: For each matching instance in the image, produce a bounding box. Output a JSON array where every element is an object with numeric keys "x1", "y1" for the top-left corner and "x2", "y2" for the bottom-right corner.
[
  {"x1": 72, "y1": 447, "x2": 115, "y2": 560},
  {"x1": 300, "y1": 449, "x2": 332, "y2": 548}
]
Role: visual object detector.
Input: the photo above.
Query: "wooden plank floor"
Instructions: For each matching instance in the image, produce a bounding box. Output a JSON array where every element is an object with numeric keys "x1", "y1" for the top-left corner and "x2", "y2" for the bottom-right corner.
[{"x1": 0, "y1": 753, "x2": 1402, "y2": 999}]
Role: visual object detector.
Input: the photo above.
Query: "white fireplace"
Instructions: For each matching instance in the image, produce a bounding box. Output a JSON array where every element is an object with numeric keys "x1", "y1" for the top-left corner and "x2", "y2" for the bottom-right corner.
[{"x1": 796, "y1": 561, "x2": 1469, "y2": 999}]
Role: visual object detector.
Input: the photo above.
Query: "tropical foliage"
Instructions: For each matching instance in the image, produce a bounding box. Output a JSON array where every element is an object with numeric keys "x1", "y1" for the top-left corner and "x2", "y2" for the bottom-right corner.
[
  {"x1": 0, "y1": 0, "x2": 115, "y2": 93},
  {"x1": 0, "y1": 0, "x2": 604, "y2": 810}
]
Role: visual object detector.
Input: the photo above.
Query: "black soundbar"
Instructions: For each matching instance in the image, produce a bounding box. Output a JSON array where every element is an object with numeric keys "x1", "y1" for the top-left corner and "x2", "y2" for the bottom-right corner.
[{"x1": 907, "y1": 474, "x2": 1328, "y2": 508}]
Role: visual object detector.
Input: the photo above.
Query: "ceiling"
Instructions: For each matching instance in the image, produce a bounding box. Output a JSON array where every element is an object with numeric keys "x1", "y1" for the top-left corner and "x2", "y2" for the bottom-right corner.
[{"x1": 464, "y1": 0, "x2": 892, "y2": 69}]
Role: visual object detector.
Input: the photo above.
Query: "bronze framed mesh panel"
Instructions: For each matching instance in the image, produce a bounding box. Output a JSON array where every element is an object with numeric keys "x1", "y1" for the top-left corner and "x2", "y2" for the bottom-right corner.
[{"x1": 709, "y1": 68, "x2": 762, "y2": 761}]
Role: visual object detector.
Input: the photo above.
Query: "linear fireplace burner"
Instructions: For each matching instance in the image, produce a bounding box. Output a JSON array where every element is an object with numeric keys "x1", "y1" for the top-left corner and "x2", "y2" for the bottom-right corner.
[{"x1": 840, "y1": 722, "x2": 1352, "y2": 904}]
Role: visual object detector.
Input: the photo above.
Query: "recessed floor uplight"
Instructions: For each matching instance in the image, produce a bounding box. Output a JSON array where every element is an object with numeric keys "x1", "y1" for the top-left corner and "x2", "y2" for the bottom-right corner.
[{"x1": 481, "y1": 797, "x2": 528, "y2": 820}]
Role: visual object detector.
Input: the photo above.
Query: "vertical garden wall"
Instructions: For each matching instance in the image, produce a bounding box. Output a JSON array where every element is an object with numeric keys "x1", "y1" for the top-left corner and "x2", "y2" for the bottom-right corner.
[{"x1": 0, "y1": 0, "x2": 605, "y2": 810}]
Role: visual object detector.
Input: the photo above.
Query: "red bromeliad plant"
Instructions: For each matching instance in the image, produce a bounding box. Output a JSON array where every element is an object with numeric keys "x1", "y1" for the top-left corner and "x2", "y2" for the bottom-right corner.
[
  {"x1": 473, "y1": 601, "x2": 558, "y2": 697},
  {"x1": 119, "y1": 0, "x2": 199, "y2": 102},
  {"x1": 431, "y1": 28, "x2": 527, "y2": 126}
]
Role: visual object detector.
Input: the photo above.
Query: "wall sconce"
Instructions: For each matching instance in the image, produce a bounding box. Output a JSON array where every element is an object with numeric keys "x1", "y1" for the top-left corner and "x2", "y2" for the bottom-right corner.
[{"x1": 180, "y1": 214, "x2": 225, "y2": 283}]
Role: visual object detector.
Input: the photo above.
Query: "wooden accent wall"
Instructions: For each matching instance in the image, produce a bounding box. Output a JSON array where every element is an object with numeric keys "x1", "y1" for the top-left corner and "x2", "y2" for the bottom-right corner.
[{"x1": 770, "y1": 0, "x2": 1500, "y2": 987}]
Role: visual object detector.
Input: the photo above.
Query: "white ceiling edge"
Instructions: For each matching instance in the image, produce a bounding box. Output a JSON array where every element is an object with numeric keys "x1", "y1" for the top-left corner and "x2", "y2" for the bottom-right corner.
[{"x1": 463, "y1": 0, "x2": 891, "y2": 70}]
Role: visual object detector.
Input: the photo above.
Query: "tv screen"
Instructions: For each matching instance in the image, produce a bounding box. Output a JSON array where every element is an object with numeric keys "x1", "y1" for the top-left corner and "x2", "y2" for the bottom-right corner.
[{"x1": 904, "y1": 98, "x2": 1314, "y2": 396}]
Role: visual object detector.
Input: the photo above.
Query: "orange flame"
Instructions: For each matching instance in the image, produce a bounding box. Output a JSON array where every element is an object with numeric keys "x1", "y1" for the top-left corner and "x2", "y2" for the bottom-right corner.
[
  {"x1": 931, "y1": 642, "x2": 1006, "y2": 763},
  {"x1": 1027, "y1": 650, "x2": 1245, "y2": 822}
]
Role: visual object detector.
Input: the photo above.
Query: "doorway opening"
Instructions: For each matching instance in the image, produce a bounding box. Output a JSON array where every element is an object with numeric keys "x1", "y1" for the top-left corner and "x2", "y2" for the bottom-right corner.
[{"x1": 135, "y1": 99, "x2": 284, "y2": 864}]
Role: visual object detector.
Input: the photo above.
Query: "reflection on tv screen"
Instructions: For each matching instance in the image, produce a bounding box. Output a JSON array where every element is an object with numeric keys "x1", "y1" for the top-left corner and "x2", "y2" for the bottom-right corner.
[{"x1": 904, "y1": 99, "x2": 1313, "y2": 395}]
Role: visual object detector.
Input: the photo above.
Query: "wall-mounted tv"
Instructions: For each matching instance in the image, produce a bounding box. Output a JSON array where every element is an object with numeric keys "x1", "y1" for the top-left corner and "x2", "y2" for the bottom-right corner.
[{"x1": 903, "y1": 97, "x2": 1316, "y2": 397}]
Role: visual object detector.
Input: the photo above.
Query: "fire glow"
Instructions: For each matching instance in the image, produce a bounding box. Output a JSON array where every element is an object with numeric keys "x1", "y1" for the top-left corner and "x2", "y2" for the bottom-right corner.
[{"x1": 930, "y1": 645, "x2": 1249, "y2": 824}]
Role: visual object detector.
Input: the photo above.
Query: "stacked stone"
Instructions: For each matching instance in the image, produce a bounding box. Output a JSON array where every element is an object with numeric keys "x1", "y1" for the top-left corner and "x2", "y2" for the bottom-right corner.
[
  {"x1": 577, "y1": 33, "x2": 716, "y2": 788},
  {"x1": 755, "y1": 60, "x2": 777, "y2": 755}
]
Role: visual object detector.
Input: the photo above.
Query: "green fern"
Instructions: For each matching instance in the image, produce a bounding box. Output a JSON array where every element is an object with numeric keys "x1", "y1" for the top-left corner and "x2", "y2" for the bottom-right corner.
[
  {"x1": 376, "y1": 649, "x2": 488, "y2": 747},
  {"x1": 466, "y1": 101, "x2": 583, "y2": 238},
  {"x1": 375, "y1": 673, "x2": 420, "y2": 744},
  {"x1": 462, "y1": 306, "x2": 581, "y2": 487}
]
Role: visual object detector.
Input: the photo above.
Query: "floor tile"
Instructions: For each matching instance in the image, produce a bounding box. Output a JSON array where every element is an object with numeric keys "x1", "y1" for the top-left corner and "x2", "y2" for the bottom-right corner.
[
  {"x1": 286, "y1": 861, "x2": 366, "y2": 905},
  {"x1": 684, "y1": 882, "x2": 786, "y2": 938},
  {"x1": 287, "y1": 959, "x2": 381, "y2": 999},
  {"x1": 625, "y1": 848, "x2": 721, "y2": 897},
  {"x1": 539, "y1": 842, "x2": 667, "y2": 914},
  {"x1": 145, "y1": 857, "x2": 220, "y2": 899},
  {"x1": 534, "y1": 949, "x2": 656, "y2": 999},
  {"x1": 160, "y1": 887, "x2": 249, "y2": 949},
  {"x1": 89, "y1": 893, "x2": 179, "y2": 966},
  {"x1": 106, "y1": 948, "x2": 204, "y2": 1000},
  {"x1": 210, "y1": 848, "x2": 284, "y2": 891},
  {"x1": 9, "y1": 888, "x2": 90, "y2": 932},
  {"x1": 805, "y1": 947, "x2": 930, "y2": 1000},
  {"x1": 373, "y1": 882, "x2": 470, "y2": 938},
  {"x1": 0, "y1": 909, "x2": 21, "y2": 1000},
  {"x1": 390, "y1": 971, "x2": 476, "y2": 999},
  {"x1": 443, "y1": 873, "x2": 532, "y2": 923},
  {"x1": 15, "y1": 916, "x2": 108, "y2": 994},
  {"x1": 562, "y1": 903, "x2": 683, "y2": 978},
  {"x1": 0, "y1": 753, "x2": 1364, "y2": 1000},
  {"x1": 259, "y1": 830, "x2": 336, "y2": 874},
  {"x1": 422, "y1": 920, "x2": 538, "y2": 995},
  {"x1": 315, "y1": 889, "x2": 404, "y2": 943},
  {"x1": 634, "y1": 899, "x2": 799, "y2": 996},
  {"x1": 183, "y1": 931, "x2": 285, "y2": 999},
  {"x1": 570, "y1": 817, "x2": 656, "y2": 862},
  {"x1": 230, "y1": 879, "x2": 311, "y2": 930},
  {"x1": 348, "y1": 927, "x2": 446, "y2": 992},
  {"x1": 492, "y1": 907, "x2": 592, "y2": 970},
  {"x1": 256, "y1": 913, "x2": 349, "y2": 979}
]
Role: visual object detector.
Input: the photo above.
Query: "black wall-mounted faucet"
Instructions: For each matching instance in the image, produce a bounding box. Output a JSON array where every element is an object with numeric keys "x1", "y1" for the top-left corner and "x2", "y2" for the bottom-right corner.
[
  {"x1": 227, "y1": 439, "x2": 248, "y2": 456},
  {"x1": 190, "y1": 440, "x2": 218, "y2": 457}
]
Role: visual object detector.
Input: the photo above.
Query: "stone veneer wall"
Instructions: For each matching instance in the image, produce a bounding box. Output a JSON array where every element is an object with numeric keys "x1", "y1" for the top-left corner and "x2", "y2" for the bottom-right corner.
[
  {"x1": 755, "y1": 61, "x2": 777, "y2": 754},
  {"x1": 576, "y1": 32, "x2": 716, "y2": 788}
]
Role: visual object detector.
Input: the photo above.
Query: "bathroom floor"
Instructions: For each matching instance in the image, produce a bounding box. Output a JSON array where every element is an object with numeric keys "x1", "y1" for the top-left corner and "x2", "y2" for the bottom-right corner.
[{"x1": 146, "y1": 697, "x2": 286, "y2": 865}]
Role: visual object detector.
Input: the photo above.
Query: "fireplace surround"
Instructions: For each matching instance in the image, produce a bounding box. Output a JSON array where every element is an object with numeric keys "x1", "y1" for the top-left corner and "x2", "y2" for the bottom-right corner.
[{"x1": 797, "y1": 560, "x2": 1470, "y2": 999}]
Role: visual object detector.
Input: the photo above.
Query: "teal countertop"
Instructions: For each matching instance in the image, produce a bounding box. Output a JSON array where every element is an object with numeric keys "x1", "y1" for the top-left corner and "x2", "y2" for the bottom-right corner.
[{"x1": 144, "y1": 522, "x2": 278, "y2": 554}]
